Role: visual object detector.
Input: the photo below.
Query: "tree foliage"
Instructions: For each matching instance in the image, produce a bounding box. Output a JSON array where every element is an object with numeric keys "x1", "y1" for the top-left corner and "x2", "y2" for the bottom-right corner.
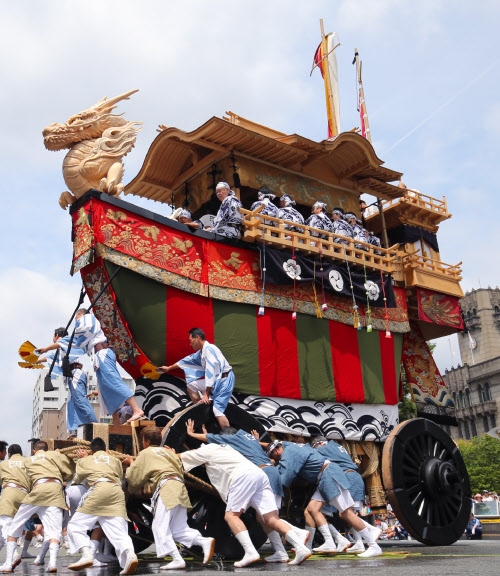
[{"x1": 459, "y1": 435, "x2": 500, "y2": 494}]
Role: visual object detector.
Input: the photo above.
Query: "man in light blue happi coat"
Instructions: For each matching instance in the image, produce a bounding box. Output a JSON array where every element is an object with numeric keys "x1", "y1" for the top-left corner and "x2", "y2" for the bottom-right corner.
[
  {"x1": 267, "y1": 440, "x2": 382, "y2": 558},
  {"x1": 312, "y1": 437, "x2": 380, "y2": 554},
  {"x1": 158, "y1": 328, "x2": 234, "y2": 428},
  {"x1": 37, "y1": 310, "x2": 144, "y2": 425},
  {"x1": 38, "y1": 327, "x2": 98, "y2": 431}
]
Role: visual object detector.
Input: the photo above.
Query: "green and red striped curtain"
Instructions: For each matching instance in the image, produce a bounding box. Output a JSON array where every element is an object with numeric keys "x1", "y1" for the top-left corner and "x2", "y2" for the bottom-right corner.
[{"x1": 106, "y1": 263, "x2": 403, "y2": 405}]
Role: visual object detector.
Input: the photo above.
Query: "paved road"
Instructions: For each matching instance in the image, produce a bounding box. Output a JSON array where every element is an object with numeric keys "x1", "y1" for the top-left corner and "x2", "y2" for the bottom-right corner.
[{"x1": 4, "y1": 539, "x2": 499, "y2": 576}]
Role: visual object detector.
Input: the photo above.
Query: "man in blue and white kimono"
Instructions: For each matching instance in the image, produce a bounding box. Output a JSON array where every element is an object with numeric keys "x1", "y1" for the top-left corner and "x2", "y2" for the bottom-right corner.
[
  {"x1": 185, "y1": 421, "x2": 309, "y2": 563},
  {"x1": 38, "y1": 327, "x2": 98, "y2": 432},
  {"x1": 312, "y1": 437, "x2": 380, "y2": 554},
  {"x1": 330, "y1": 208, "x2": 354, "y2": 246},
  {"x1": 305, "y1": 202, "x2": 334, "y2": 242},
  {"x1": 158, "y1": 328, "x2": 234, "y2": 429},
  {"x1": 37, "y1": 311, "x2": 144, "y2": 425},
  {"x1": 367, "y1": 231, "x2": 382, "y2": 254},
  {"x1": 345, "y1": 213, "x2": 369, "y2": 251},
  {"x1": 278, "y1": 194, "x2": 305, "y2": 233},
  {"x1": 250, "y1": 187, "x2": 280, "y2": 229},
  {"x1": 267, "y1": 441, "x2": 382, "y2": 558},
  {"x1": 206, "y1": 182, "x2": 243, "y2": 239}
]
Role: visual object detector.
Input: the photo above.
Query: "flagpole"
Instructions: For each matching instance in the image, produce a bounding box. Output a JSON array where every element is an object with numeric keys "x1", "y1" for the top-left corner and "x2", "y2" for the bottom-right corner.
[
  {"x1": 320, "y1": 19, "x2": 339, "y2": 137},
  {"x1": 353, "y1": 48, "x2": 389, "y2": 248}
]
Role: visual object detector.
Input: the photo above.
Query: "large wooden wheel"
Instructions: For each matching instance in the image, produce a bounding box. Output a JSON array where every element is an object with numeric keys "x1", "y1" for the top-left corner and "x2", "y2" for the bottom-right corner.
[
  {"x1": 382, "y1": 418, "x2": 471, "y2": 545},
  {"x1": 161, "y1": 402, "x2": 270, "y2": 559},
  {"x1": 127, "y1": 499, "x2": 155, "y2": 553}
]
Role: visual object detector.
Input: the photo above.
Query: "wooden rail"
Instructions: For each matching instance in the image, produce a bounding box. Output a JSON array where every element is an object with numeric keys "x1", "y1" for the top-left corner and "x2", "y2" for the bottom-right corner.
[
  {"x1": 239, "y1": 207, "x2": 399, "y2": 274},
  {"x1": 402, "y1": 251, "x2": 462, "y2": 280},
  {"x1": 378, "y1": 189, "x2": 449, "y2": 217}
]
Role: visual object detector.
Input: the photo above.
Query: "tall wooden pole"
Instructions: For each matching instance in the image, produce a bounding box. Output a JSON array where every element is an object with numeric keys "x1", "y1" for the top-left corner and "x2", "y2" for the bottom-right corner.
[
  {"x1": 320, "y1": 19, "x2": 339, "y2": 137},
  {"x1": 354, "y1": 48, "x2": 389, "y2": 248}
]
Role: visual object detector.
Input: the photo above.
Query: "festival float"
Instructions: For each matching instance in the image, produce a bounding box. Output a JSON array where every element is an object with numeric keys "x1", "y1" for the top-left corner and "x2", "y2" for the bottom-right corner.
[{"x1": 31, "y1": 22, "x2": 471, "y2": 555}]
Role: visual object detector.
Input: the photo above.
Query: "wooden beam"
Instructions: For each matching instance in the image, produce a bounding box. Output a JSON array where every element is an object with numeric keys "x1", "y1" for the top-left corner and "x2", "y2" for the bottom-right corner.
[{"x1": 171, "y1": 150, "x2": 228, "y2": 191}]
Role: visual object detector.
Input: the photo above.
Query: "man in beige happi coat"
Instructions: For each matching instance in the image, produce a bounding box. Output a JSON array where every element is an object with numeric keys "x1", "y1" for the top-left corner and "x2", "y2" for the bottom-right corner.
[
  {"x1": 124, "y1": 427, "x2": 214, "y2": 570},
  {"x1": 0, "y1": 440, "x2": 75, "y2": 573},
  {"x1": 0, "y1": 445, "x2": 30, "y2": 569},
  {"x1": 66, "y1": 437, "x2": 138, "y2": 575}
]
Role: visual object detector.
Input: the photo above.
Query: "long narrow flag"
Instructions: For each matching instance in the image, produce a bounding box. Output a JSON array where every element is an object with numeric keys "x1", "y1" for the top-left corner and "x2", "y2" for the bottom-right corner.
[{"x1": 312, "y1": 22, "x2": 341, "y2": 138}]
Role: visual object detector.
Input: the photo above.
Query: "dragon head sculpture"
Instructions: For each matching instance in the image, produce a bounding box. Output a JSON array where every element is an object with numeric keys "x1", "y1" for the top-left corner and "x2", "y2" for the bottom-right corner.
[{"x1": 43, "y1": 89, "x2": 139, "y2": 151}]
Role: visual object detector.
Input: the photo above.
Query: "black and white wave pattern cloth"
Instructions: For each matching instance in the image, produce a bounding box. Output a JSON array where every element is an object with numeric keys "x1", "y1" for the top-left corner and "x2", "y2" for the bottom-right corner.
[{"x1": 135, "y1": 376, "x2": 398, "y2": 441}]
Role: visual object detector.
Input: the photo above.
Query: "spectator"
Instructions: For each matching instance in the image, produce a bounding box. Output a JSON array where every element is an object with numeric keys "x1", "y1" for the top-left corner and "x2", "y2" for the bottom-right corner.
[
  {"x1": 465, "y1": 513, "x2": 482, "y2": 540},
  {"x1": 482, "y1": 490, "x2": 494, "y2": 502},
  {"x1": 473, "y1": 494, "x2": 483, "y2": 503}
]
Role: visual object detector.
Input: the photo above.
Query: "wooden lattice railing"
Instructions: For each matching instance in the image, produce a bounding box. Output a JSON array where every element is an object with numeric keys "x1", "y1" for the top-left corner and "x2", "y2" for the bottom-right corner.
[
  {"x1": 402, "y1": 251, "x2": 462, "y2": 281},
  {"x1": 239, "y1": 207, "x2": 399, "y2": 274},
  {"x1": 378, "y1": 189, "x2": 449, "y2": 217}
]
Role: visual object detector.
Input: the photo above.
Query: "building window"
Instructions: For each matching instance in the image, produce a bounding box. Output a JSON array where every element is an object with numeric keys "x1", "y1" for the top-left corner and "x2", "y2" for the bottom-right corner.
[
  {"x1": 473, "y1": 308, "x2": 477, "y2": 316},
  {"x1": 453, "y1": 393, "x2": 460, "y2": 409},
  {"x1": 463, "y1": 420, "x2": 470, "y2": 439},
  {"x1": 467, "y1": 311, "x2": 471, "y2": 318},
  {"x1": 485, "y1": 383, "x2": 492, "y2": 402},
  {"x1": 495, "y1": 305, "x2": 499, "y2": 314},
  {"x1": 460, "y1": 391, "x2": 467, "y2": 408},
  {"x1": 470, "y1": 420, "x2": 477, "y2": 437},
  {"x1": 478, "y1": 385, "x2": 484, "y2": 403},
  {"x1": 491, "y1": 414, "x2": 497, "y2": 429},
  {"x1": 466, "y1": 389, "x2": 472, "y2": 407},
  {"x1": 457, "y1": 423, "x2": 463, "y2": 439},
  {"x1": 483, "y1": 416, "x2": 489, "y2": 433}
]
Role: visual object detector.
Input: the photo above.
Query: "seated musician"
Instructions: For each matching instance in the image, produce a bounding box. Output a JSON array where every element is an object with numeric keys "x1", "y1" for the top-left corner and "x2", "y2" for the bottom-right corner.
[
  {"x1": 305, "y1": 202, "x2": 334, "y2": 240},
  {"x1": 250, "y1": 186, "x2": 280, "y2": 228},
  {"x1": 206, "y1": 182, "x2": 243, "y2": 239},
  {"x1": 330, "y1": 208, "x2": 354, "y2": 245},
  {"x1": 344, "y1": 212, "x2": 369, "y2": 250},
  {"x1": 278, "y1": 194, "x2": 305, "y2": 232}
]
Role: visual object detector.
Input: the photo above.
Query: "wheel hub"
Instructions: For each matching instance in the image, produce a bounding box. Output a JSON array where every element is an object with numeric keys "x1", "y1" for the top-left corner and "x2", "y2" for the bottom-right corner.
[{"x1": 421, "y1": 457, "x2": 459, "y2": 497}]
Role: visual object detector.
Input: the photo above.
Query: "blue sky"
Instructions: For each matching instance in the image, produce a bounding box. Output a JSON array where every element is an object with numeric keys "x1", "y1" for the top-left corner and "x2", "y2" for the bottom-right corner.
[{"x1": 1, "y1": 1, "x2": 498, "y2": 444}]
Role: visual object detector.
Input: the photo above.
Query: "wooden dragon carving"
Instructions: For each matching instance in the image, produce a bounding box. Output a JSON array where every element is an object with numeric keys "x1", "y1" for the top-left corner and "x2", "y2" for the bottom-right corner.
[{"x1": 43, "y1": 89, "x2": 141, "y2": 209}]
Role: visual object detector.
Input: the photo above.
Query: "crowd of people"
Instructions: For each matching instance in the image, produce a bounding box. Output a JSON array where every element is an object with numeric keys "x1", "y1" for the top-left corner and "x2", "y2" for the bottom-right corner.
[
  {"x1": 0, "y1": 425, "x2": 384, "y2": 571},
  {"x1": 173, "y1": 182, "x2": 382, "y2": 250},
  {"x1": 473, "y1": 490, "x2": 498, "y2": 503}
]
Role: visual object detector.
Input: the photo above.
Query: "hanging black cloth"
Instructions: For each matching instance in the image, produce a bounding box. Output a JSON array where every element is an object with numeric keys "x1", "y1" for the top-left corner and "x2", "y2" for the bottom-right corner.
[
  {"x1": 261, "y1": 248, "x2": 396, "y2": 308},
  {"x1": 388, "y1": 224, "x2": 439, "y2": 252}
]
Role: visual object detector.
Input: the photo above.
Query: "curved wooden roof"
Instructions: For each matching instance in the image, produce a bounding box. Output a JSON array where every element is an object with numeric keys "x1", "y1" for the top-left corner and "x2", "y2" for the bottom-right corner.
[{"x1": 125, "y1": 115, "x2": 403, "y2": 204}]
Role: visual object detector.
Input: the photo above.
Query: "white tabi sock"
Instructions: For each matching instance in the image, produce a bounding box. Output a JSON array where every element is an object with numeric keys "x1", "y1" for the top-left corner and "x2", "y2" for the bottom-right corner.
[
  {"x1": 39, "y1": 539, "x2": 50, "y2": 560},
  {"x1": 304, "y1": 527, "x2": 315, "y2": 550},
  {"x1": 90, "y1": 540, "x2": 100, "y2": 555},
  {"x1": 267, "y1": 531, "x2": 287, "y2": 554},
  {"x1": 49, "y1": 542, "x2": 59, "y2": 565},
  {"x1": 318, "y1": 523, "x2": 336, "y2": 548},
  {"x1": 5, "y1": 541, "x2": 17, "y2": 566},
  {"x1": 22, "y1": 539, "x2": 31, "y2": 554},
  {"x1": 168, "y1": 547, "x2": 183, "y2": 562},
  {"x1": 328, "y1": 523, "x2": 341, "y2": 538},
  {"x1": 351, "y1": 528, "x2": 363, "y2": 543},
  {"x1": 234, "y1": 530, "x2": 260, "y2": 567},
  {"x1": 358, "y1": 527, "x2": 375, "y2": 545},
  {"x1": 235, "y1": 531, "x2": 258, "y2": 555}
]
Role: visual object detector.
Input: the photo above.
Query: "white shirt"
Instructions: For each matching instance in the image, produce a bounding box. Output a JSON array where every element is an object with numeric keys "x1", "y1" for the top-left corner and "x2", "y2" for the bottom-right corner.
[{"x1": 180, "y1": 444, "x2": 260, "y2": 502}]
